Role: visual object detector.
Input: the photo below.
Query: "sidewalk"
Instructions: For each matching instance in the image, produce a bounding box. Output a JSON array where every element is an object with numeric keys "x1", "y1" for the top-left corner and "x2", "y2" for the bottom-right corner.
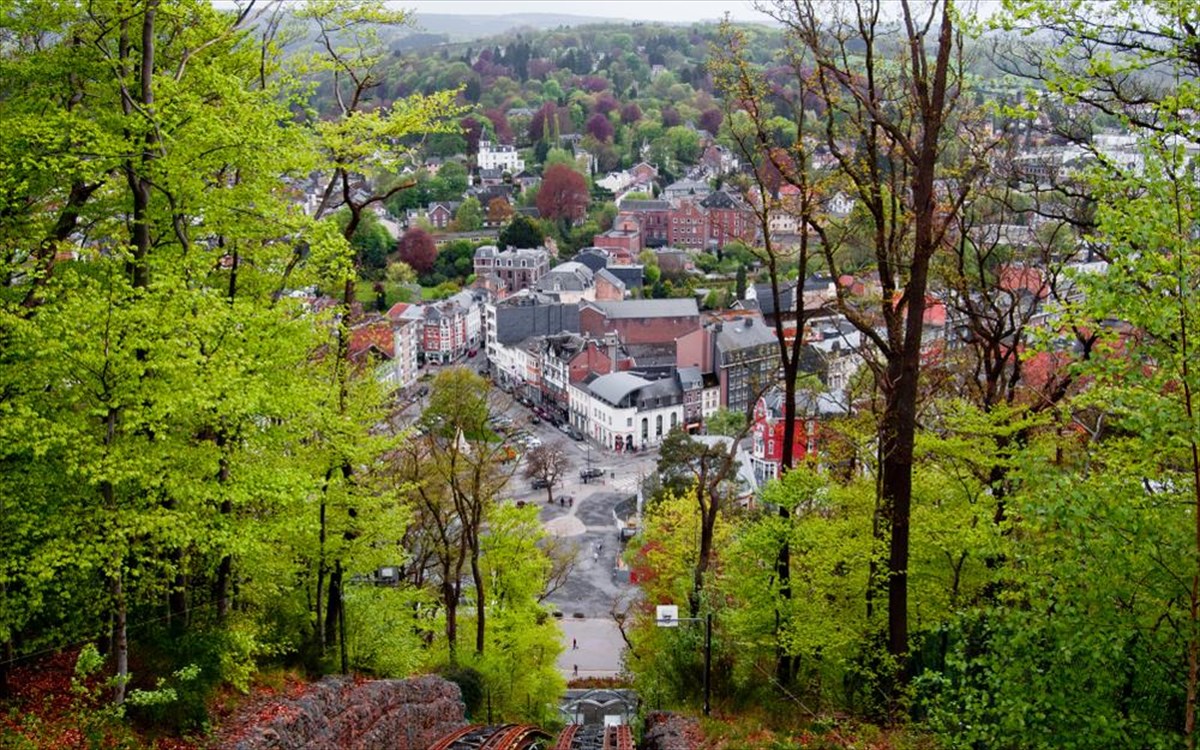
[{"x1": 556, "y1": 617, "x2": 624, "y2": 679}]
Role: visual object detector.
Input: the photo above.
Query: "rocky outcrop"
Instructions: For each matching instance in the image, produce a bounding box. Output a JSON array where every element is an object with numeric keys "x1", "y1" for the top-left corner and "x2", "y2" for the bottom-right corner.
[
  {"x1": 641, "y1": 711, "x2": 702, "y2": 750},
  {"x1": 215, "y1": 675, "x2": 466, "y2": 750}
]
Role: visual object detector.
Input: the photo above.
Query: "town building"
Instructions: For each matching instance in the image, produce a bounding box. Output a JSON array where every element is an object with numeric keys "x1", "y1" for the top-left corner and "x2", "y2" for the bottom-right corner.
[
  {"x1": 570, "y1": 371, "x2": 684, "y2": 452},
  {"x1": 534, "y1": 261, "x2": 596, "y2": 304},
  {"x1": 701, "y1": 191, "x2": 756, "y2": 248},
  {"x1": 384, "y1": 302, "x2": 424, "y2": 390},
  {"x1": 712, "y1": 316, "x2": 782, "y2": 416},
  {"x1": 579, "y1": 298, "x2": 701, "y2": 347},
  {"x1": 477, "y1": 139, "x2": 525, "y2": 173},
  {"x1": 421, "y1": 298, "x2": 472, "y2": 364},
  {"x1": 748, "y1": 387, "x2": 847, "y2": 484},
  {"x1": 473, "y1": 245, "x2": 551, "y2": 293}
]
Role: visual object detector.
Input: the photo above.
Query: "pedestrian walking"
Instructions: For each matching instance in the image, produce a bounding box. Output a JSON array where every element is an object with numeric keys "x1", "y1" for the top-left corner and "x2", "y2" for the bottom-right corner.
[
  {"x1": 573, "y1": 664, "x2": 578, "y2": 676},
  {"x1": 572, "y1": 638, "x2": 577, "y2": 650}
]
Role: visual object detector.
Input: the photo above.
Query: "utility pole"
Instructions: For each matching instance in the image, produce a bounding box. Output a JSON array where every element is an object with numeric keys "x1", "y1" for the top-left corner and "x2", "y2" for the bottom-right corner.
[{"x1": 655, "y1": 605, "x2": 713, "y2": 717}]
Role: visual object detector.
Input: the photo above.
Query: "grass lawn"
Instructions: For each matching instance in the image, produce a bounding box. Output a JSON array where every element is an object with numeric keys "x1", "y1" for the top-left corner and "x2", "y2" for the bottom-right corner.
[{"x1": 354, "y1": 280, "x2": 417, "y2": 310}]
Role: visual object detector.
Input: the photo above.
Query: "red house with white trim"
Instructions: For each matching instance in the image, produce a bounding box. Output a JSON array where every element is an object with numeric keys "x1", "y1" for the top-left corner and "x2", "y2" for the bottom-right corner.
[{"x1": 749, "y1": 386, "x2": 847, "y2": 484}]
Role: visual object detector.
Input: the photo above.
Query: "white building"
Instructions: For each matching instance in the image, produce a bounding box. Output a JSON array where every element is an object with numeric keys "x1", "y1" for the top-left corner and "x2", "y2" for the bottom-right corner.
[
  {"x1": 570, "y1": 372, "x2": 684, "y2": 452},
  {"x1": 447, "y1": 290, "x2": 484, "y2": 346},
  {"x1": 478, "y1": 140, "x2": 525, "y2": 174},
  {"x1": 533, "y1": 261, "x2": 596, "y2": 305},
  {"x1": 385, "y1": 303, "x2": 424, "y2": 390}
]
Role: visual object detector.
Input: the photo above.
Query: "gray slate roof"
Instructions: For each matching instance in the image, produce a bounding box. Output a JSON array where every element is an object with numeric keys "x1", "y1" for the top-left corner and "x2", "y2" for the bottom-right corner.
[
  {"x1": 620, "y1": 199, "x2": 672, "y2": 211},
  {"x1": 587, "y1": 298, "x2": 699, "y2": 320},
  {"x1": 604, "y1": 265, "x2": 645, "y2": 290},
  {"x1": 573, "y1": 247, "x2": 610, "y2": 273},
  {"x1": 535, "y1": 262, "x2": 594, "y2": 294},
  {"x1": 494, "y1": 298, "x2": 581, "y2": 345},
  {"x1": 751, "y1": 281, "x2": 797, "y2": 317},
  {"x1": 588, "y1": 371, "x2": 652, "y2": 407},
  {"x1": 714, "y1": 315, "x2": 778, "y2": 353},
  {"x1": 761, "y1": 386, "x2": 848, "y2": 418},
  {"x1": 677, "y1": 366, "x2": 703, "y2": 391},
  {"x1": 594, "y1": 268, "x2": 626, "y2": 291}
]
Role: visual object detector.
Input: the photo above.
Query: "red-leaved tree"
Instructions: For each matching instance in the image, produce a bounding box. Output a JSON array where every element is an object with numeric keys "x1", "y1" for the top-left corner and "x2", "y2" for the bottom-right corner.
[
  {"x1": 397, "y1": 227, "x2": 436, "y2": 274},
  {"x1": 536, "y1": 164, "x2": 590, "y2": 226},
  {"x1": 586, "y1": 113, "x2": 614, "y2": 143}
]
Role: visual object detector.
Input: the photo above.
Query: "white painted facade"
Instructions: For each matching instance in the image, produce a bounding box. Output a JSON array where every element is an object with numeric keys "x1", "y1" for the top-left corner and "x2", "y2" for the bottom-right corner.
[
  {"x1": 391, "y1": 317, "x2": 421, "y2": 390},
  {"x1": 569, "y1": 381, "x2": 684, "y2": 452},
  {"x1": 478, "y1": 140, "x2": 525, "y2": 173}
]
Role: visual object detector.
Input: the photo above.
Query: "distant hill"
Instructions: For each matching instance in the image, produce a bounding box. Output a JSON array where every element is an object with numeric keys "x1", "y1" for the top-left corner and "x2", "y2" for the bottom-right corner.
[{"x1": 408, "y1": 12, "x2": 632, "y2": 41}]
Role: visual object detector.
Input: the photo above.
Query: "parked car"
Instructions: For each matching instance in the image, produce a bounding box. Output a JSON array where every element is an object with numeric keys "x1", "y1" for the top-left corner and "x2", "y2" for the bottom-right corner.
[
  {"x1": 579, "y1": 467, "x2": 604, "y2": 480},
  {"x1": 531, "y1": 477, "x2": 551, "y2": 490}
]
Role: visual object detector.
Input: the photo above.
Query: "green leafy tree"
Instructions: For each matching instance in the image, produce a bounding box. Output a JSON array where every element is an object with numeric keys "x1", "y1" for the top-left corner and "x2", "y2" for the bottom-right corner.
[
  {"x1": 657, "y1": 429, "x2": 751, "y2": 616},
  {"x1": 337, "y1": 208, "x2": 393, "y2": 277},
  {"x1": 761, "y1": 1, "x2": 982, "y2": 691},
  {"x1": 498, "y1": 214, "x2": 545, "y2": 250},
  {"x1": 454, "y1": 197, "x2": 483, "y2": 232},
  {"x1": 416, "y1": 368, "x2": 516, "y2": 658}
]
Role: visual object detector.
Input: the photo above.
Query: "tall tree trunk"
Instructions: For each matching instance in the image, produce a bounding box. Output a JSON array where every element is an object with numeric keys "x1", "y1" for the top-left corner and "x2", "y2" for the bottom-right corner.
[
  {"x1": 325, "y1": 561, "x2": 342, "y2": 660},
  {"x1": 882, "y1": 256, "x2": 931, "y2": 675},
  {"x1": 111, "y1": 572, "x2": 128, "y2": 706},
  {"x1": 316, "y1": 496, "x2": 327, "y2": 651},
  {"x1": 215, "y1": 447, "x2": 232, "y2": 619},
  {"x1": 443, "y1": 577, "x2": 459, "y2": 665},
  {"x1": 471, "y1": 549, "x2": 485, "y2": 656}
]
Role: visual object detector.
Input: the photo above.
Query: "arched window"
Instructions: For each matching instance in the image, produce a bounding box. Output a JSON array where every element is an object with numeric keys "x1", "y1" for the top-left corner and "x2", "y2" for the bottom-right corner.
[{"x1": 656, "y1": 414, "x2": 663, "y2": 437}]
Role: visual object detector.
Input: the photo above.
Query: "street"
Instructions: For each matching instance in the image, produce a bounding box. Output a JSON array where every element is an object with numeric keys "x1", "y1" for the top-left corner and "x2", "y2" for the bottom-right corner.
[
  {"x1": 394, "y1": 364, "x2": 657, "y2": 680},
  {"x1": 488, "y1": 387, "x2": 657, "y2": 680}
]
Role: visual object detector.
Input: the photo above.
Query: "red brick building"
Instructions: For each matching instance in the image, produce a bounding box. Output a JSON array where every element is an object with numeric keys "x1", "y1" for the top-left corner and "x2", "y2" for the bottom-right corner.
[
  {"x1": 578, "y1": 299, "x2": 700, "y2": 346},
  {"x1": 701, "y1": 191, "x2": 756, "y2": 248},
  {"x1": 668, "y1": 200, "x2": 708, "y2": 250},
  {"x1": 421, "y1": 301, "x2": 469, "y2": 364}
]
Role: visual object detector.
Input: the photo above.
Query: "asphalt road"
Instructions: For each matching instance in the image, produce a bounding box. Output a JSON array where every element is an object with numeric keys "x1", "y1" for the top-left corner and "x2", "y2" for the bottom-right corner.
[
  {"x1": 396, "y1": 364, "x2": 657, "y2": 679},
  {"x1": 495, "y1": 392, "x2": 658, "y2": 679}
]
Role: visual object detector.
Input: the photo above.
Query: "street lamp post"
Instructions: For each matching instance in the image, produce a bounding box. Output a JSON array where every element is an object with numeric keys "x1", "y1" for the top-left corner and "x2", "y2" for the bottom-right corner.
[{"x1": 655, "y1": 605, "x2": 713, "y2": 716}]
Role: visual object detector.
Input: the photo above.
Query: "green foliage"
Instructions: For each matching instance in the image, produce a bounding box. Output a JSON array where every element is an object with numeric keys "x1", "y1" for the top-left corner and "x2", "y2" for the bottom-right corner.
[
  {"x1": 704, "y1": 409, "x2": 746, "y2": 437},
  {"x1": 336, "y1": 208, "x2": 393, "y2": 276},
  {"x1": 919, "y1": 448, "x2": 1184, "y2": 749},
  {"x1": 441, "y1": 666, "x2": 486, "y2": 719},
  {"x1": 498, "y1": 214, "x2": 546, "y2": 249},
  {"x1": 455, "y1": 196, "x2": 484, "y2": 231},
  {"x1": 344, "y1": 586, "x2": 432, "y2": 677},
  {"x1": 623, "y1": 491, "x2": 734, "y2": 707}
]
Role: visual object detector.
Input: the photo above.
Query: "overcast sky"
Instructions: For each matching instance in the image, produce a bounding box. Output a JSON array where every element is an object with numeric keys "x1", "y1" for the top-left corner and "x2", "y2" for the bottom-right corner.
[{"x1": 402, "y1": 0, "x2": 768, "y2": 24}]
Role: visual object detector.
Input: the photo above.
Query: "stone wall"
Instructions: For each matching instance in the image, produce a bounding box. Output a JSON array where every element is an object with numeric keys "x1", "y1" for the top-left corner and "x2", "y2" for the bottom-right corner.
[
  {"x1": 640, "y1": 710, "x2": 702, "y2": 750},
  {"x1": 216, "y1": 675, "x2": 466, "y2": 750}
]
